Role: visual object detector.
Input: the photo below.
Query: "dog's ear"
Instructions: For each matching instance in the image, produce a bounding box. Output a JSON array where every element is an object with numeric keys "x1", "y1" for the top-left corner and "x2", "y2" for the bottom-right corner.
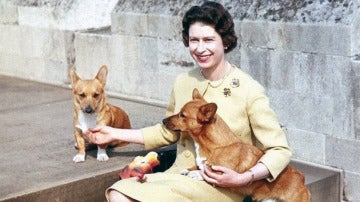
[
  {"x1": 68, "y1": 67, "x2": 80, "y2": 87},
  {"x1": 198, "y1": 103, "x2": 217, "y2": 123},
  {"x1": 192, "y1": 88, "x2": 203, "y2": 100},
  {"x1": 96, "y1": 65, "x2": 108, "y2": 86}
]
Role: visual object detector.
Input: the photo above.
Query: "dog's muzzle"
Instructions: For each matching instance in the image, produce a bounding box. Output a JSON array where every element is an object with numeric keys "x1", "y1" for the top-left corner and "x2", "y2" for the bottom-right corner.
[
  {"x1": 84, "y1": 105, "x2": 95, "y2": 114},
  {"x1": 162, "y1": 118, "x2": 181, "y2": 132},
  {"x1": 162, "y1": 118, "x2": 169, "y2": 126}
]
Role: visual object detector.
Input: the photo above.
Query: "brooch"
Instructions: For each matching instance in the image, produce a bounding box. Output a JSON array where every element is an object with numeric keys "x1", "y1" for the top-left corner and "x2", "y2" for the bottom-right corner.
[
  {"x1": 230, "y1": 78, "x2": 240, "y2": 88},
  {"x1": 223, "y1": 88, "x2": 231, "y2": 97}
]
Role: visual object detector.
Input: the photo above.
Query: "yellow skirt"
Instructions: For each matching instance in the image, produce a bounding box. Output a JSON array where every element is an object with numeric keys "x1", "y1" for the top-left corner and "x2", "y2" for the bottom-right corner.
[{"x1": 106, "y1": 173, "x2": 243, "y2": 202}]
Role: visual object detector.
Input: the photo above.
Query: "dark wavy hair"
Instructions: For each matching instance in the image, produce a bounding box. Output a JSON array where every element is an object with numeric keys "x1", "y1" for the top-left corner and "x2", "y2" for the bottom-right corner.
[{"x1": 182, "y1": 1, "x2": 237, "y2": 53}]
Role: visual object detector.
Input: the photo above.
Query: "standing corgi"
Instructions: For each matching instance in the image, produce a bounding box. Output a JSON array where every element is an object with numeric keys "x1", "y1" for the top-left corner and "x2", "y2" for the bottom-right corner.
[{"x1": 69, "y1": 65, "x2": 131, "y2": 163}]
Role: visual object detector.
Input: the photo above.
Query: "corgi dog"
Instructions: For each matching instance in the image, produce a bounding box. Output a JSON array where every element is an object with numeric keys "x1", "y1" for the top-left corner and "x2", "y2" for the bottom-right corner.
[
  {"x1": 163, "y1": 88, "x2": 310, "y2": 202},
  {"x1": 69, "y1": 65, "x2": 131, "y2": 163}
]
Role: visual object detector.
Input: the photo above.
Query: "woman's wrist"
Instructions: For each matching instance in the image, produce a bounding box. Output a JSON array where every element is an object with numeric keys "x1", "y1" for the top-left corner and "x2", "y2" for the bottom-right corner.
[
  {"x1": 237, "y1": 163, "x2": 271, "y2": 187},
  {"x1": 237, "y1": 170, "x2": 254, "y2": 186},
  {"x1": 113, "y1": 128, "x2": 145, "y2": 144},
  {"x1": 246, "y1": 169, "x2": 255, "y2": 185},
  {"x1": 241, "y1": 163, "x2": 271, "y2": 186},
  {"x1": 106, "y1": 127, "x2": 117, "y2": 141}
]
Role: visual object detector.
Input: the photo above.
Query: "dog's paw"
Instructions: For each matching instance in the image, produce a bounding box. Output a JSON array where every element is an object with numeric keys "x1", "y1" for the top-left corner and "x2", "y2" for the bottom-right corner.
[
  {"x1": 97, "y1": 148, "x2": 109, "y2": 161},
  {"x1": 180, "y1": 169, "x2": 204, "y2": 181},
  {"x1": 180, "y1": 169, "x2": 190, "y2": 176},
  {"x1": 73, "y1": 154, "x2": 85, "y2": 163},
  {"x1": 186, "y1": 170, "x2": 204, "y2": 181},
  {"x1": 75, "y1": 124, "x2": 86, "y2": 133},
  {"x1": 97, "y1": 153, "x2": 109, "y2": 161}
]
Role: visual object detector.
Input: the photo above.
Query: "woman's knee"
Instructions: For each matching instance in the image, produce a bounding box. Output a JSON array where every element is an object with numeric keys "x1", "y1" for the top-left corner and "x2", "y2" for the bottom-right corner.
[{"x1": 108, "y1": 189, "x2": 135, "y2": 202}]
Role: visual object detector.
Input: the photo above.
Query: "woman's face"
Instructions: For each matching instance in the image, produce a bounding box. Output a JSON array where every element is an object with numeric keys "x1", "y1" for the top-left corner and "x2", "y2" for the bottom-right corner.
[{"x1": 188, "y1": 22, "x2": 225, "y2": 71}]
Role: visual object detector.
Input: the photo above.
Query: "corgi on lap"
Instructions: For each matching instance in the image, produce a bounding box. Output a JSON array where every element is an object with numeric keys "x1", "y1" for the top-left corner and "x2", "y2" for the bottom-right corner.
[{"x1": 163, "y1": 89, "x2": 310, "y2": 202}]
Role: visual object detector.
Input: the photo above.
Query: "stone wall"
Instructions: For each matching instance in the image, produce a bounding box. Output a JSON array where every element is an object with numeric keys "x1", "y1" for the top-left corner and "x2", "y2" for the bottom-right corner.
[{"x1": 0, "y1": 0, "x2": 360, "y2": 201}]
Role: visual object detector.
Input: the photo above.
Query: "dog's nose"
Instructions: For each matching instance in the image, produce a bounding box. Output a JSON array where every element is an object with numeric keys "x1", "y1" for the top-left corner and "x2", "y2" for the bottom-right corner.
[
  {"x1": 84, "y1": 105, "x2": 94, "y2": 114},
  {"x1": 162, "y1": 118, "x2": 168, "y2": 125}
]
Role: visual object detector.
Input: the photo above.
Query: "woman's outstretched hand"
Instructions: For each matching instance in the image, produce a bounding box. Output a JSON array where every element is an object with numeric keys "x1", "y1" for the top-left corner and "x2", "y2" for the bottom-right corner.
[{"x1": 84, "y1": 125, "x2": 115, "y2": 145}]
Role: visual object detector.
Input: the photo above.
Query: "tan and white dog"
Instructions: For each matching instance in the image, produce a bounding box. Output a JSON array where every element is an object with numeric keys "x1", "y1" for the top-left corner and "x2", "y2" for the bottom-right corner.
[
  {"x1": 69, "y1": 65, "x2": 131, "y2": 163},
  {"x1": 163, "y1": 88, "x2": 310, "y2": 202}
]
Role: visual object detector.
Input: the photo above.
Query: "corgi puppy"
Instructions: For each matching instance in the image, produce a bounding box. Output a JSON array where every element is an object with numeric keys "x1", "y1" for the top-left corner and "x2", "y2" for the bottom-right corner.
[{"x1": 69, "y1": 65, "x2": 131, "y2": 163}]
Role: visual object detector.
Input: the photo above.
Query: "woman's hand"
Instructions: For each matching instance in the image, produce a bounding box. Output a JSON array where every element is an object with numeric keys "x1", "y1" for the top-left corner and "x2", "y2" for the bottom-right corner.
[
  {"x1": 84, "y1": 126, "x2": 145, "y2": 145},
  {"x1": 201, "y1": 165, "x2": 252, "y2": 188},
  {"x1": 84, "y1": 125, "x2": 116, "y2": 145}
]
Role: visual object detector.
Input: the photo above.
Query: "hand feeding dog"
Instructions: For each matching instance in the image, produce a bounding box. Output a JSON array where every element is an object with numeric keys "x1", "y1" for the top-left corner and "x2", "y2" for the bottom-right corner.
[
  {"x1": 69, "y1": 65, "x2": 131, "y2": 163},
  {"x1": 163, "y1": 88, "x2": 310, "y2": 202}
]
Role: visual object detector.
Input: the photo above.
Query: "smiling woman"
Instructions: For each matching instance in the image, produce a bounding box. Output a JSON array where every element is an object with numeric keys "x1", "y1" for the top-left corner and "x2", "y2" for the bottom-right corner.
[{"x1": 84, "y1": 1, "x2": 293, "y2": 202}]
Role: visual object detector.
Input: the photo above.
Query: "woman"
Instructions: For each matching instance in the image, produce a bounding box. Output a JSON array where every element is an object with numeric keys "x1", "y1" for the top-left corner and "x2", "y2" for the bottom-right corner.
[{"x1": 85, "y1": 1, "x2": 292, "y2": 201}]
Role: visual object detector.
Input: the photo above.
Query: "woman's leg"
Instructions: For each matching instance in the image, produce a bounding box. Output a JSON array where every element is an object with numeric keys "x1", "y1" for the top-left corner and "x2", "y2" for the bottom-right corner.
[{"x1": 108, "y1": 189, "x2": 137, "y2": 202}]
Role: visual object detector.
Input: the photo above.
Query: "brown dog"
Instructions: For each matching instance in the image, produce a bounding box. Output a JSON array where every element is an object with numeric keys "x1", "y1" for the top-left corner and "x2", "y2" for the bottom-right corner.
[
  {"x1": 163, "y1": 88, "x2": 310, "y2": 202},
  {"x1": 69, "y1": 65, "x2": 131, "y2": 163}
]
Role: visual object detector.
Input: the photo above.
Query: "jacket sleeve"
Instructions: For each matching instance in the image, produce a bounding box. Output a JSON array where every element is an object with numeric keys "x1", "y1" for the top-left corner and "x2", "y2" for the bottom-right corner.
[{"x1": 246, "y1": 81, "x2": 292, "y2": 181}]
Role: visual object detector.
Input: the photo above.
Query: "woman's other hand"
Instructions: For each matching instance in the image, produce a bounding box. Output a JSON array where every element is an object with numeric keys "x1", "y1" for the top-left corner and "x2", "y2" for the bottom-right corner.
[{"x1": 201, "y1": 165, "x2": 252, "y2": 188}]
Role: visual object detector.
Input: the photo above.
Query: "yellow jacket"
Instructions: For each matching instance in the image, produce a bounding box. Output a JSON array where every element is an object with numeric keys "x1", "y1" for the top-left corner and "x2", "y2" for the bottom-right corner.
[{"x1": 142, "y1": 65, "x2": 292, "y2": 180}]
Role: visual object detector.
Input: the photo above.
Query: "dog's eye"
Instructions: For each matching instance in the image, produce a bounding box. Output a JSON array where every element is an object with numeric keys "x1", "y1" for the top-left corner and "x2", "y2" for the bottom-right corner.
[
  {"x1": 180, "y1": 113, "x2": 186, "y2": 118},
  {"x1": 79, "y1": 93, "x2": 86, "y2": 98},
  {"x1": 93, "y1": 93, "x2": 100, "y2": 98}
]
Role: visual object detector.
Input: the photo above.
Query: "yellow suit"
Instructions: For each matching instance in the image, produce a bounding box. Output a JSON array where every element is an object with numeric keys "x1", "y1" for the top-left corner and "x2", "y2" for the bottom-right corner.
[{"x1": 107, "y1": 65, "x2": 292, "y2": 201}]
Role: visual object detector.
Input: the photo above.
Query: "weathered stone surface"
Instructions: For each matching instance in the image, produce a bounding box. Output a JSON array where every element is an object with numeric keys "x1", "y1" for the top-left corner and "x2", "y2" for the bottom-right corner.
[
  {"x1": 3, "y1": 0, "x2": 118, "y2": 30},
  {"x1": 0, "y1": 4, "x2": 18, "y2": 24},
  {"x1": 286, "y1": 128, "x2": 326, "y2": 164},
  {"x1": 241, "y1": 20, "x2": 351, "y2": 56},
  {"x1": 343, "y1": 171, "x2": 360, "y2": 201},
  {"x1": 326, "y1": 137, "x2": 360, "y2": 173},
  {"x1": 113, "y1": 0, "x2": 357, "y2": 25},
  {"x1": 111, "y1": 13, "x2": 182, "y2": 41}
]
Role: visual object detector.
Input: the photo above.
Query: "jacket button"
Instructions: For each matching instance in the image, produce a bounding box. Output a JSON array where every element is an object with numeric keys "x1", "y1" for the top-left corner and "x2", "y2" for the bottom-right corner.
[{"x1": 184, "y1": 150, "x2": 191, "y2": 158}]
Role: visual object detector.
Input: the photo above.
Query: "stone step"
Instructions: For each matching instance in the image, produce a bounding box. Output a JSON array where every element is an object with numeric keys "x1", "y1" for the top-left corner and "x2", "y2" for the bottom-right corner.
[
  {"x1": 291, "y1": 160, "x2": 342, "y2": 202},
  {"x1": 3, "y1": 151, "x2": 341, "y2": 202}
]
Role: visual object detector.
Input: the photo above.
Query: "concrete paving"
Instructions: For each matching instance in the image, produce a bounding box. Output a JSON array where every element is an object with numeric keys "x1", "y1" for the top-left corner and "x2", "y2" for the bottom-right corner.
[
  {"x1": 0, "y1": 75, "x2": 343, "y2": 202},
  {"x1": 0, "y1": 75, "x2": 167, "y2": 201}
]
